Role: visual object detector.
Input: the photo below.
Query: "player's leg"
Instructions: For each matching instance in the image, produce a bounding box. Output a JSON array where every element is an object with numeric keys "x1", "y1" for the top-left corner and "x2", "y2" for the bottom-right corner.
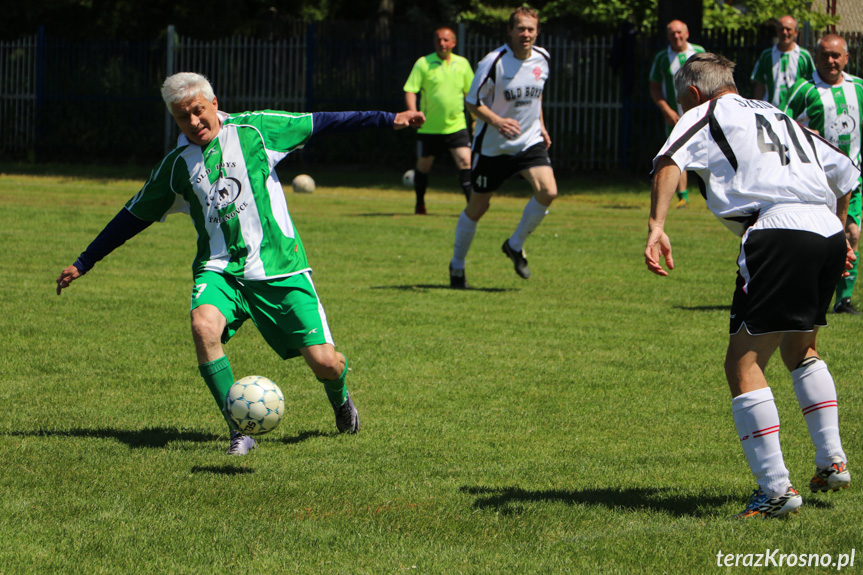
[
  {"x1": 247, "y1": 272, "x2": 359, "y2": 434},
  {"x1": 414, "y1": 155, "x2": 434, "y2": 215},
  {"x1": 502, "y1": 161, "x2": 557, "y2": 279},
  {"x1": 300, "y1": 344, "x2": 359, "y2": 433},
  {"x1": 725, "y1": 330, "x2": 801, "y2": 518},
  {"x1": 779, "y1": 331, "x2": 850, "y2": 492},
  {"x1": 676, "y1": 170, "x2": 689, "y2": 207},
  {"x1": 449, "y1": 153, "x2": 501, "y2": 288},
  {"x1": 191, "y1": 273, "x2": 256, "y2": 454},
  {"x1": 833, "y1": 188, "x2": 861, "y2": 314},
  {"x1": 447, "y1": 131, "x2": 473, "y2": 203}
]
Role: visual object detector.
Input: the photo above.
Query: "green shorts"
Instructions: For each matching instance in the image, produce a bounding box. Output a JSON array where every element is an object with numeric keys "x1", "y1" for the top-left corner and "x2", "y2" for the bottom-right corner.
[
  {"x1": 847, "y1": 187, "x2": 861, "y2": 229},
  {"x1": 190, "y1": 270, "x2": 333, "y2": 359}
]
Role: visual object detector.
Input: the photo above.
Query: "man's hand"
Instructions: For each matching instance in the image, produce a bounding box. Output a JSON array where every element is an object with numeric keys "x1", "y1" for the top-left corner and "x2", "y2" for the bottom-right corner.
[
  {"x1": 843, "y1": 239, "x2": 857, "y2": 278},
  {"x1": 495, "y1": 117, "x2": 521, "y2": 140},
  {"x1": 394, "y1": 111, "x2": 425, "y2": 130},
  {"x1": 56, "y1": 265, "x2": 82, "y2": 295},
  {"x1": 644, "y1": 227, "x2": 674, "y2": 277},
  {"x1": 541, "y1": 127, "x2": 552, "y2": 149}
]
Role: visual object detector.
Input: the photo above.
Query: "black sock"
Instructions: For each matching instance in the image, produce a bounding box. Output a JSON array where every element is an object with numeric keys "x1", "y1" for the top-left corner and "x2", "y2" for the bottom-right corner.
[
  {"x1": 459, "y1": 169, "x2": 472, "y2": 202},
  {"x1": 414, "y1": 171, "x2": 428, "y2": 205}
]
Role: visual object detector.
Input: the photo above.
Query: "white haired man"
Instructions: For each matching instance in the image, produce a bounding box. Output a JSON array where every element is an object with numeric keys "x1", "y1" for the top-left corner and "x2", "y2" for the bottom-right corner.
[
  {"x1": 646, "y1": 53, "x2": 856, "y2": 518},
  {"x1": 57, "y1": 72, "x2": 424, "y2": 455}
]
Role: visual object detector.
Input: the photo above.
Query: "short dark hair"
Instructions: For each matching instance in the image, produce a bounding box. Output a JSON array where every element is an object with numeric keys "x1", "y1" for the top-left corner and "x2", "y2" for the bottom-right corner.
[{"x1": 508, "y1": 6, "x2": 540, "y2": 30}]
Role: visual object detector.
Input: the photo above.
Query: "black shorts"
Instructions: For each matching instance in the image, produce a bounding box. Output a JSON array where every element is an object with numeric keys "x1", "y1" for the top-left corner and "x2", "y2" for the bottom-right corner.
[
  {"x1": 730, "y1": 228, "x2": 846, "y2": 335},
  {"x1": 417, "y1": 130, "x2": 471, "y2": 158},
  {"x1": 472, "y1": 142, "x2": 552, "y2": 193}
]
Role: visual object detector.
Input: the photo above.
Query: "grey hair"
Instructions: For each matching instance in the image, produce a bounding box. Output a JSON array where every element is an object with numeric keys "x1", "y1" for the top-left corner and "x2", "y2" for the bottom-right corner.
[
  {"x1": 674, "y1": 53, "x2": 737, "y2": 101},
  {"x1": 160, "y1": 72, "x2": 215, "y2": 110},
  {"x1": 817, "y1": 33, "x2": 849, "y2": 54}
]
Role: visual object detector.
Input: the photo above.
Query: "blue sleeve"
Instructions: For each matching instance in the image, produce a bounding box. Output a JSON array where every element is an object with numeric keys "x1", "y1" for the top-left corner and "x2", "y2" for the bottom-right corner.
[
  {"x1": 73, "y1": 208, "x2": 153, "y2": 274},
  {"x1": 311, "y1": 111, "x2": 396, "y2": 136}
]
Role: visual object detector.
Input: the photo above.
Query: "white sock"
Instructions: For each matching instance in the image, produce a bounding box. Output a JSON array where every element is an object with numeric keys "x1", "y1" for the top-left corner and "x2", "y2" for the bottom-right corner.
[
  {"x1": 792, "y1": 358, "x2": 846, "y2": 468},
  {"x1": 731, "y1": 387, "x2": 790, "y2": 498},
  {"x1": 508, "y1": 197, "x2": 548, "y2": 252},
  {"x1": 451, "y1": 211, "x2": 478, "y2": 269}
]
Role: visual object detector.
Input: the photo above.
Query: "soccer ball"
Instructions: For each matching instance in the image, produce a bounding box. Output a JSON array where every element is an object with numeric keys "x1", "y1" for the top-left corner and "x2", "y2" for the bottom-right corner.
[
  {"x1": 226, "y1": 376, "x2": 285, "y2": 435},
  {"x1": 402, "y1": 169, "x2": 415, "y2": 187},
  {"x1": 292, "y1": 174, "x2": 315, "y2": 193}
]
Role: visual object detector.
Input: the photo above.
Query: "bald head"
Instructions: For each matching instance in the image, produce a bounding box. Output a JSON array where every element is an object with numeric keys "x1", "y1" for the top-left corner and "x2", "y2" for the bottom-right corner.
[
  {"x1": 666, "y1": 20, "x2": 689, "y2": 52},
  {"x1": 776, "y1": 15, "x2": 798, "y2": 51}
]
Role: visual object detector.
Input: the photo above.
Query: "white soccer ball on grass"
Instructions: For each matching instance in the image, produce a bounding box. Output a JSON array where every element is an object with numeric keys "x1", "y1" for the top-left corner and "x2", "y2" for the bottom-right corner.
[
  {"x1": 402, "y1": 169, "x2": 415, "y2": 187},
  {"x1": 292, "y1": 174, "x2": 315, "y2": 193},
  {"x1": 226, "y1": 376, "x2": 285, "y2": 435}
]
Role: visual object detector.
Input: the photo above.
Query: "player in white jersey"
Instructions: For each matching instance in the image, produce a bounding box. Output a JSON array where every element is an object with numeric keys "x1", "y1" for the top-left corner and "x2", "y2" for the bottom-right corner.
[
  {"x1": 645, "y1": 53, "x2": 858, "y2": 518},
  {"x1": 784, "y1": 34, "x2": 863, "y2": 315},
  {"x1": 448, "y1": 7, "x2": 557, "y2": 288},
  {"x1": 56, "y1": 72, "x2": 425, "y2": 455}
]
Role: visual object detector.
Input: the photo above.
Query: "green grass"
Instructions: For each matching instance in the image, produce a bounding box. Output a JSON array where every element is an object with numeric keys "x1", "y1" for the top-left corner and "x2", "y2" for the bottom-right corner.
[{"x1": 1, "y1": 164, "x2": 861, "y2": 574}]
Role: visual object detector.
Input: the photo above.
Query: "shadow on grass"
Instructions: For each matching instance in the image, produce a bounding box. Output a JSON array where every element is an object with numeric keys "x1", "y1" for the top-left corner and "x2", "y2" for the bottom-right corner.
[
  {"x1": 460, "y1": 485, "x2": 738, "y2": 518},
  {"x1": 371, "y1": 285, "x2": 517, "y2": 293},
  {"x1": 13, "y1": 427, "x2": 219, "y2": 448},
  {"x1": 191, "y1": 465, "x2": 254, "y2": 475},
  {"x1": 673, "y1": 305, "x2": 731, "y2": 312},
  {"x1": 13, "y1": 427, "x2": 330, "y2": 449}
]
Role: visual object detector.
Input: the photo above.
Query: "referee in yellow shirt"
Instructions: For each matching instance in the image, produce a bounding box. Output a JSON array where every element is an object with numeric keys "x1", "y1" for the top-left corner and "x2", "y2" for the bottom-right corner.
[{"x1": 404, "y1": 26, "x2": 475, "y2": 214}]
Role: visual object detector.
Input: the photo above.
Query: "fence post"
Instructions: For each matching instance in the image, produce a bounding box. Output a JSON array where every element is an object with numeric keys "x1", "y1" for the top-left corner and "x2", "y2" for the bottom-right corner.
[
  {"x1": 163, "y1": 25, "x2": 176, "y2": 155},
  {"x1": 34, "y1": 26, "x2": 45, "y2": 162},
  {"x1": 305, "y1": 22, "x2": 315, "y2": 112}
]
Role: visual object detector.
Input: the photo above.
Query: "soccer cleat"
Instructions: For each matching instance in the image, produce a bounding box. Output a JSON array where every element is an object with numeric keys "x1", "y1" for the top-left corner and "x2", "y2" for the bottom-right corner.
[
  {"x1": 675, "y1": 198, "x2": 688, "y2": 209},
  {"x1": 810, "y1": 461, "x2": 851, "y2": 493},
  {"x1": 449, "y1": 264, "x2": 468, "y2": 289},
  {"x1": 732, "y1": 486, "x2": 802, "y2": 519},
  {"x1": 501, "y1": 240, "x2": 530, "y2": 279},
  {"x1": 415, "y1": 203, "x2": 427, "y2": 215},
  {"x1": 333, "y1": 391, "x2": 360, "y2": 434},
  {"x1": 833, "y1": 298, "x2": 861, "y2": 315},
  {"x1": 226, "y1": 430, "x2": 256, "y2": 456}
]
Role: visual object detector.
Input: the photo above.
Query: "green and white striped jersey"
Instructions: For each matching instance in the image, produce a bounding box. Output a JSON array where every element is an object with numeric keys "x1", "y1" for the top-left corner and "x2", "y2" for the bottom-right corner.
[
  {"x1": 649, "y1": 43, "x2": 706, "y2": 114},
  {"x1": 751, "y1": 44, "x2": 815, "y2": 110},
  {"x1": 126, "y1": 110, "x2": 313, "y2": 280},
  {"x1": 784, "y1": 72, "x2": 863, "y2": 167}
]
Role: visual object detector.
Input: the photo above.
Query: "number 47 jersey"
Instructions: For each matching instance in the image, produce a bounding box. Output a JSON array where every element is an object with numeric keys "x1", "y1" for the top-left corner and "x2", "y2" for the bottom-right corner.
[{"x1": 655, "y1": 93, "x2": 860, "y2": 236}]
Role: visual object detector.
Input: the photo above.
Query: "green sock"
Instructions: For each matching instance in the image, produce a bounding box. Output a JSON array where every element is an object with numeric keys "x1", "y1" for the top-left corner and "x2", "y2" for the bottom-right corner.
[
  {"x1": 835, "y1": 250, "x2": 859, "y2": 302},
  {"x1": 199, "y1": 355, "x2": 236, "y2": 430},
  {"x1": 318, "y1": 359, "x2": 349, "y2": 407},
  {"x1": 676, "y1": 189, "x2": 689, "y2": 201}
]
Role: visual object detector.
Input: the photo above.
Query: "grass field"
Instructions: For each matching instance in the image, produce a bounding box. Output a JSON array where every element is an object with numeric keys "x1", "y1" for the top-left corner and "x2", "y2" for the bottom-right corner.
[{"x1": 2, "y1": 163, "x2": 862, "y2": 574}]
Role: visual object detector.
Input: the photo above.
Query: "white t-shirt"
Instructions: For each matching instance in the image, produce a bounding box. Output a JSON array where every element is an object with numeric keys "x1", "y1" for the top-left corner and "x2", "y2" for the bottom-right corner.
[
  {"x1": 654, "y1": 93, "x2": 859, "y2": 236},
  {"x1": 466, "y1": 43, "x2": 550, "y2": 156}
]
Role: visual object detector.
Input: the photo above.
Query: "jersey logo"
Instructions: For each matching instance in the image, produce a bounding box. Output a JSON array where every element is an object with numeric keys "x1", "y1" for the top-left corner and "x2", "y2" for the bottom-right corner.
[
  {"x1": 829, "y1": 111, "x2": 857, "y2": 137},
  {"x1": 206, "y1": 177, "x2": 242, "y2": 209},
  {"x1": 533, "y1": 66, "x2": 542, "y2": 81}
]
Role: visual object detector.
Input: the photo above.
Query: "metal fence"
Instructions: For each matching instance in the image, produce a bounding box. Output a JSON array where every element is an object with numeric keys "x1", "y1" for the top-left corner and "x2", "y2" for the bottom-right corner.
[{"x1": 1, "y1": 24, "x2": 861, "y2": 172}]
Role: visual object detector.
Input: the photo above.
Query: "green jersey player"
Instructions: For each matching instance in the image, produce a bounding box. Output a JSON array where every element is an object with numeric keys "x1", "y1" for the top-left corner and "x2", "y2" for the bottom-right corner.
[
  {"x1": 56, "y1": 72, "x2": 425, "y2": 455},
  {"x1": 649, "y1": 19, "x2": 705, "y2": 207},
  {"x1": 751, "y1": 15, "x2": 815, "y2": 110},
  {"x1": 785, "y1": 34, "x2": 863, "y2": 314}
]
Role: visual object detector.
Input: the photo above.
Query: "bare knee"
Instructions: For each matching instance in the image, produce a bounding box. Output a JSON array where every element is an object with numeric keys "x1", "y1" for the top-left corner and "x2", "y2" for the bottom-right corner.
[
  {"x1": 302, "y1": 345, "x2": 345, "y2": 380},
  {"x1": 536, "y1": 184, "x2": 558, "y2": 206}
]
